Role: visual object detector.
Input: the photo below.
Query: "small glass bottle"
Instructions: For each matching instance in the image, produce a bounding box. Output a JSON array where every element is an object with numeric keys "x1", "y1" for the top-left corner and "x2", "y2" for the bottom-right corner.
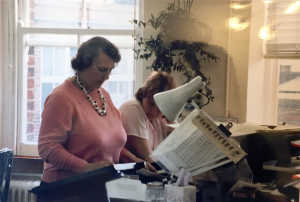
[{"x1": 146, "y1": 181, "x2": 165, "y2": 202}]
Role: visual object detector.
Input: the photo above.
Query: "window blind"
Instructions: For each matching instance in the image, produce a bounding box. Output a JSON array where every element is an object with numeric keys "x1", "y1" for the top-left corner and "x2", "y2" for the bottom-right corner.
[{"x1": 265, "y1": 0, "x2": 300, "y2": 58}]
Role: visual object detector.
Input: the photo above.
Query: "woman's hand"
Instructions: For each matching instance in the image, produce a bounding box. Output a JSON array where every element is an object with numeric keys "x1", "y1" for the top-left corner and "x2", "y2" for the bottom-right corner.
[
  {"x1": 81, "y1": 161, "x2": 112, "y2": 173},
  {"x1": 144, "y1": 157, "x2": 157, "y2": 172},
  {"x1": 120, "y1": 147, "x2": 145, "y2": 163}
]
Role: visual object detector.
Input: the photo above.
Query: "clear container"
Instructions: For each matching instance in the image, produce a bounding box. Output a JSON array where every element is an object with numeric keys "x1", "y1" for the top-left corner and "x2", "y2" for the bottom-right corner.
[{"x1": 146, "y1": 181, "x2": 165, "y2": 202}]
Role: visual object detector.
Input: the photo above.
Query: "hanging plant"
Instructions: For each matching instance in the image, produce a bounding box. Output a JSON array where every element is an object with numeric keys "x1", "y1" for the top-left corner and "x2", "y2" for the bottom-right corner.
[{"x1": 133, "y1": 0, "x2": 219, "y2": 108}]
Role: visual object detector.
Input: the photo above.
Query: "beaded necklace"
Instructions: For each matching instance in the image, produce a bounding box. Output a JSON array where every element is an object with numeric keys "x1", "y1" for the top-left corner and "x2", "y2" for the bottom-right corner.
[{"x1": 75, "y1": 73, "x2": 107, "y2": 116}]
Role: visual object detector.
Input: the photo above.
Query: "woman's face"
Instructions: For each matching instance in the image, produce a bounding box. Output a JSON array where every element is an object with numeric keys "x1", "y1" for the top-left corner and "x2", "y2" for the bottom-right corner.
[
  {"x1": 88, "y1": 50, "x2": 115, "y2": 87},
  {"x1": 142, "y1": 95, "x2": 162, "y2": 120}
]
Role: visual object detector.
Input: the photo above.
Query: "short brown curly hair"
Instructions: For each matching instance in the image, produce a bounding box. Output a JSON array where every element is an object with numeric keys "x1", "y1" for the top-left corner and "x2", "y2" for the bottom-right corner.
[
  {"x1": 71, "y1": 36, "x2": 121, "y2": 71},
  {"x1": 135, "y1": 71, "x2": 175, "y2": 103}
]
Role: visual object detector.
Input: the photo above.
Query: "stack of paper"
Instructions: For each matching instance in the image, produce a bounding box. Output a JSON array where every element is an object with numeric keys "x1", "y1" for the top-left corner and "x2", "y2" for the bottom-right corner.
[{"x1": 151, "y1": 109, "x2": 247, "y2": 176}]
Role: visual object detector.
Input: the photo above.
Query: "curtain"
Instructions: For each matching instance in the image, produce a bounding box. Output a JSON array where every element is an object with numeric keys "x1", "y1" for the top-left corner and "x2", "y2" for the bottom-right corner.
[{"x1": 0, "y1": 0, "x2": 18, "y2": 150}]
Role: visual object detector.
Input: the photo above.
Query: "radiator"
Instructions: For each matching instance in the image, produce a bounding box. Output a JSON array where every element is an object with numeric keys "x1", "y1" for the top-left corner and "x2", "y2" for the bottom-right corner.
[{"x1": 8, "y1": 176, "x2": 41, "y2": 202}]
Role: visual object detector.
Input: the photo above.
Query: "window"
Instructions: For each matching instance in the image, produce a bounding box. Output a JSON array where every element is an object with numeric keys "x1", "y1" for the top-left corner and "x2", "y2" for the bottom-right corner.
[
  {"x1": 246, "y1": 0, "x2": 300, "y2": 125},
  {"x1": 224, "y1": 0, "x2": 300, "y2": 124},
  {"x1": 16, "y1": 0, "x2": 138, "y2": 156},
  {"x1": 264, "y1": 0, "x2": 300, "y2": 125},
  {"x1": 277, "y1": 60, "x2": 300, "y2": 125}
]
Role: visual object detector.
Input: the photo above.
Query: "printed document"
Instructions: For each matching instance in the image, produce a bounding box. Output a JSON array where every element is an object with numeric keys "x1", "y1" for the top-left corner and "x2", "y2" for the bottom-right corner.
[{"x1": 151, "y1": 109, "x2": 247, "y2": 176}]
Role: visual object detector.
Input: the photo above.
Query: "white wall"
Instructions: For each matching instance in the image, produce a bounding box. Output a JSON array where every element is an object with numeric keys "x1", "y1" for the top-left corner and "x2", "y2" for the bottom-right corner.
[
  {"x1": 192, "y1": 0, "x2": 231, "y2": 120},
  {"x1": 191, "y1": 0, "x2": 252, "y2": 122},
  {"x1": 147, "y1": 0, "x2": 251, "y2": 121},
  {"x1": 191, "y1": 1, "x2": 278, "y2": 124},
  {"x1": 246, "y1": 0, "x2": 278, "y2": 124},
  {"x1": 227, "y1": 4, "x2": 252, "y2": 123},
  {"x1": 140, "y1": 0, "x2": 233, "y2": 120}
]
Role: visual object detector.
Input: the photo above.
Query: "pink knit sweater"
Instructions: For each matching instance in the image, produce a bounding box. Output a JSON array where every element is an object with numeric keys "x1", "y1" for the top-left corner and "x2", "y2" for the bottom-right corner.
[{"x1": 38, "y1": 79, "x2": 127, "y2": 182}]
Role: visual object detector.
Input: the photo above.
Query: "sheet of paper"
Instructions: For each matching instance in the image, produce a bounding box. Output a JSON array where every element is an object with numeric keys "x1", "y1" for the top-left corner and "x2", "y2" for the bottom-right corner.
[
  {"x1": 106, "y1": 178, "x2": 147, "y2": 201},
  {"x1": 192, "y1": 110, "x2": 247, "y2": 163},
  {"x1": 151, "y1": 109, "x2": 241, "y2": 176}
]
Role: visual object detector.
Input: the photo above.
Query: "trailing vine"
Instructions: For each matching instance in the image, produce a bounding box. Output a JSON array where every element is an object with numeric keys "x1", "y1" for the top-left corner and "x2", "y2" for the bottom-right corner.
[{"x1": 133, "y1": 1, "x2": 219, "y2": 107}]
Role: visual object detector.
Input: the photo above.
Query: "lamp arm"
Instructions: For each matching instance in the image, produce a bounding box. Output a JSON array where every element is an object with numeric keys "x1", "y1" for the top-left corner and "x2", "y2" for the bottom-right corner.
[{"x1": 188, "y1": 90, "x2": 212, "y2": 109}]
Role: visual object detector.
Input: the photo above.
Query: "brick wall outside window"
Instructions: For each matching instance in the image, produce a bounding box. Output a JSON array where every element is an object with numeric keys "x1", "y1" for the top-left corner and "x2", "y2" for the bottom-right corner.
[{"x1": 26, "y1": 47, "x2": 42, "y2": 142}]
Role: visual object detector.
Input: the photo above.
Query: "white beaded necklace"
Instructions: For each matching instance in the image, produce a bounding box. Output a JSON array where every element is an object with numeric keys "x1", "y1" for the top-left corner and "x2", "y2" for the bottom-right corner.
[{"x1": 75, "y1": 73, "x2": 107, "y2": 116}]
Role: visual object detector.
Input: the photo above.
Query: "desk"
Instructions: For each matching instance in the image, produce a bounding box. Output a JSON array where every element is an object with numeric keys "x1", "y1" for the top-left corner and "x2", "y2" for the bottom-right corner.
[
  {"x1": 231, "y1": 124, "x2": 300, "y2": 183},
  {"x1": 228, "y1": 123, "x2": 300, "y2": 201}
]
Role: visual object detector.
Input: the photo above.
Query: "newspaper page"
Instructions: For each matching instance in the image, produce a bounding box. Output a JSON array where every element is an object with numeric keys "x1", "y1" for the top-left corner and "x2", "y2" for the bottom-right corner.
[
  {"x1": 151, "y1": 109, "x2": 243, "y2": 176},
  {"x1": 192, "y1": 110, "x2": 247, "y2": 164}
]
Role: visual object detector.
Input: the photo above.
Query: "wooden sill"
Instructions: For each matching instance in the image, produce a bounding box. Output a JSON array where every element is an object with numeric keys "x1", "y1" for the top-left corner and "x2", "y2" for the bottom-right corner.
[
  {"x1": 14, "y1": 155, "x2": 41, "y2": 159},
  {"x1": 12, "y1": 156, "x2": 43, "y2": 174}
]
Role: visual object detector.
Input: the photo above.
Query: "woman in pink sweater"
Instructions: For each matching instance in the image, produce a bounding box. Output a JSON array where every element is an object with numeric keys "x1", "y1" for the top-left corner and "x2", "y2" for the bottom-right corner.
[{"x1": 38, "y1": 37, "x2": 127, "y2": 183}]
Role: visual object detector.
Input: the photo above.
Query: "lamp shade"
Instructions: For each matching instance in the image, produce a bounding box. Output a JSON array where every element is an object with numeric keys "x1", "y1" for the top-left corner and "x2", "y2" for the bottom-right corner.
[{"x1": 153, "y1": 76, "x2": 204, "y2": 122}]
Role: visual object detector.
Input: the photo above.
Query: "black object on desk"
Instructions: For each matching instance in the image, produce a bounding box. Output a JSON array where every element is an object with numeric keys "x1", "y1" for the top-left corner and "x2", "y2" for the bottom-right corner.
[
  {"x1": 30, "y1": 162, "x2": 169, "y2": 202},
  {"x1": 30, "y1": 165, "x2": 123, "y2": 202},
  {"x1": 218, "y1": 124, "x2": 232, "y2": 137},
  {"x1": 0, "y1": 148, "x2": 13, "y2": 202}
]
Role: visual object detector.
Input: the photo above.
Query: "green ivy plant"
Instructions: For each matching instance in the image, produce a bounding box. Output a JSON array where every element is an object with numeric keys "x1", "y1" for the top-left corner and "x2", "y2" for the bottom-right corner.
[{"x1": 133, "y1": 1, "x2": 219, "y2": 108}]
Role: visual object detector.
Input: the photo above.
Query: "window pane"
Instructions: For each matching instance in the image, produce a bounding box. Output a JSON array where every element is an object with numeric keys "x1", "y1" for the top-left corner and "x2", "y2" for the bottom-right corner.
[
  {"x1": 24, "y1": 34, "x2": 77, "y2": 144},
  {"x1": 277, "y1": 60, "x2": 300, "y2": 125},
  {"x1": 29, "y1": 0, "x2": 82, "y2": 28},
  {"x1": 103, "y1": 81, "x2": 134, "y2": 108},
  {"x1": 112, "y1": 48, "x2": 134, "y2": 75},
  {"x1": 26, "y1": 34, "x2": 77, "y2": 47},
  {"x1": 54, "y1": 48, "x2": 69, "y2": 76},
  {"x1": 41, "y1": 47, "x2": 74, "y2": 78},
  {"x1": 106, "y1": 81, "x2": 118, "y2": 93},
  {"x1": 70, "y1": 47, "x2": 77, "y2": 59},
  {"x1": 102, "y1": 48, "x2": 134, "y2": 108},
  {"x1": 41, "y1": 83, "x2": 54, "y2": 108},
  {"x1": 87, "y1": 0, "x2": 136, "y2": 29},
  {"x1": 80, "y1": 35, "x2": 134, "y2": 48},
  {"x1": 42, "y1": 47, "x2": 54, "y2": 77},
  {"x1": 28, "y1": 0, "x2": 137, "y2": 29},
  {"x1": 266, "y1": 0, "x2": 300, "y2": 44}
]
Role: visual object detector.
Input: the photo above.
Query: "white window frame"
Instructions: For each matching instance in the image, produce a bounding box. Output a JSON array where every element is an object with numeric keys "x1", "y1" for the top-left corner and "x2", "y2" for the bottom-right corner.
[{"x1": 0, "y1": 0, "x2": 146, "y2": 156}]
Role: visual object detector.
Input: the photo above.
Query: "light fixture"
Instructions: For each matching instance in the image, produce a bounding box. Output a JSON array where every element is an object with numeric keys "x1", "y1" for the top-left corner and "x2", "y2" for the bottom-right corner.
[
  {"x1": 264, "y1": 0, "x2": 273, "y2": 4},
  {"x1": 259, "y1": 25, "x2": 274, "y2": 40},
  {"x1": 230, "y1": 0, "x2": 251, "y2": 10},
  {"x1": 228, "y1": 17, "x2": 249, "y2": 31},
  {"x1": 230, "y1": 3, "x2": 251, "y2": 9},
  {"x1": 285, "y1": 1, "x2": 300, "y2": 14}
]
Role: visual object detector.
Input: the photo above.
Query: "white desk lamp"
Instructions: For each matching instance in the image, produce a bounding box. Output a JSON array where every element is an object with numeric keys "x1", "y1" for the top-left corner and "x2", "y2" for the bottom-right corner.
[
  {"x1": 152, "y1": 76, "x2": 247, "y2": 176},
  {"x1": 153, "y1": 76, "x2": 204, "y2": 123}
]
